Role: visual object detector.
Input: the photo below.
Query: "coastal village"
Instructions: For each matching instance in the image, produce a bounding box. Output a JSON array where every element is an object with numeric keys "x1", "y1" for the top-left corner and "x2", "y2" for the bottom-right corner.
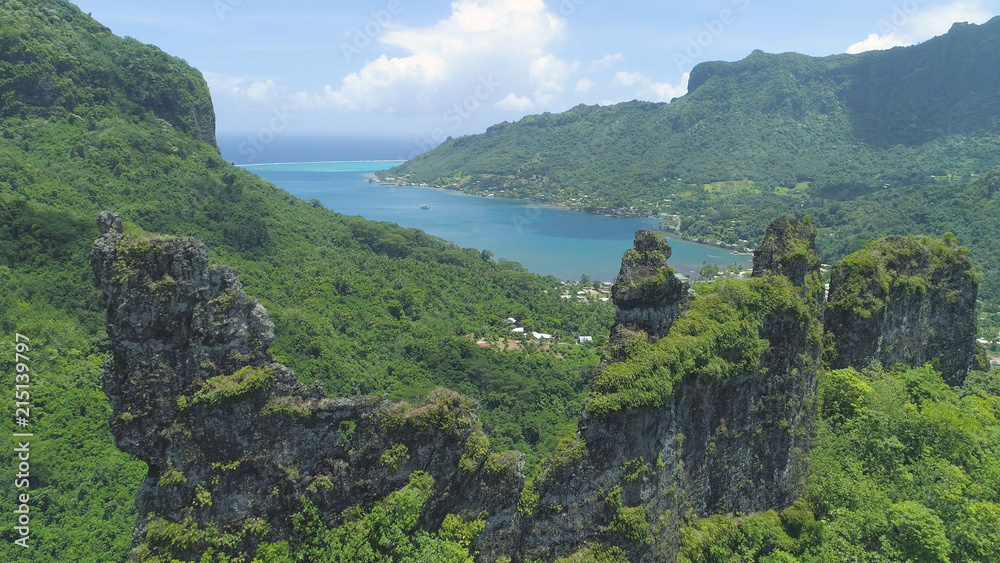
[
  {"x1": 467, "y1": 263, "x2": 758, "y2": 353},
  {"x1": 467, "y1": 280, "x2": 615, "y2": 352},
  {"x1": 375, "y1": 171, "x2": 761, "y2": 253},
  {"x1": 379, "y1": 170, "x2": 1000, "y2": 366}
]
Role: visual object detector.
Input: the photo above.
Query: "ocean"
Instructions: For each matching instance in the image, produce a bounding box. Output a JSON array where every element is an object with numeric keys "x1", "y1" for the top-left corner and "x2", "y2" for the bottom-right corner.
[{"x1": 223, "y1": 143, "x2": 752, "y2": 282}]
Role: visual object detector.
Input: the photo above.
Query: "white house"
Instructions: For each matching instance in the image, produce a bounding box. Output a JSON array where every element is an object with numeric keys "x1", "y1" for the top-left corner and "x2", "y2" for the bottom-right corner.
[
  {"x1": 579, "y1": 336, "x2": 593, "y2": 344},
  {"x1": 504, "y1": 317, "x2": 517, "y2": 325},
  {"x1": 532, "y1": 332, "x2": 552, "y2": 340},
  {"x1": 511, "y1": 327, "x2": 525, "y2": 333}
]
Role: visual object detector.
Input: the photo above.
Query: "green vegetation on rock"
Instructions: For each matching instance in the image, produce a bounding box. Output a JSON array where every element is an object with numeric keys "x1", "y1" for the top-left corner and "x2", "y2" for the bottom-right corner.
[
  {"x1": 588, "y1": 276, "x2": 813, "y2": 416},
  {"x1": 257, "y1": 472, "x2": 479, "y2": 563},
  {"x1": 0, "y1": 2, "x2": 608, "y2": 560},
  {"x1": 677, "y1": 364, "x2": 1000, "y2": 562},
  {"x1": 2, "y1": 1, "x2": 999, "y2": 561},
  {"x1": 193, "y1": 365, "x2": 274, "y2": 407}
]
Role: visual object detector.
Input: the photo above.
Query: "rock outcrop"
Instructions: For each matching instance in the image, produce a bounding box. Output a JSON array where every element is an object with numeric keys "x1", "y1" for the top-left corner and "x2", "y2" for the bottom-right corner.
[
  {"x1": 91, "y1": 211, "x2": 522, "y2": 560},
  {"x1": 824, "y1": 234, "x2": 978, "y2": 386},
  {"x1": 512, "y1": 220, "x2": 825, "y2": 562},
  {"x1": 95, "y1": 211, "x2": 981, "y2": 562},
  {"x1": 607, "y1": 230, "x2": 690, "y2": 360},
  {"x1": 752, "y1": 218, "x2": 822, "y2": 288}
]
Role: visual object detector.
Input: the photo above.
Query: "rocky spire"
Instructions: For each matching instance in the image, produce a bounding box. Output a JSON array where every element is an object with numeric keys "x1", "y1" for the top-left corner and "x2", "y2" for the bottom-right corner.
[
  {"x1": 751, "y1": 217, "x2": 821, "y2": 288},
  {"x1": 607, "y1": 230, "x2": 690, "y2": 358},
  {"x1": 91, "y1": 212, "x2": 522, "y2": 561},
  {"x1": 825, "y1": 234, "x2": 978, "y2": 385}
]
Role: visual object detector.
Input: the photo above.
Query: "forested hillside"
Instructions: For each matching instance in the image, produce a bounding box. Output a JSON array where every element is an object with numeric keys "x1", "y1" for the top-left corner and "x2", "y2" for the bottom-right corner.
[
  {"x1": 390, "y1": 17, "x2": 1000, "y2": 199},
  {"x1": 0, "y1": 2, "x2": 608, "y2": 560},
  {"x1": 2, "y1": 1, "x2": 999, "y2": 562},
  {"x1": 383, "y1": 17, "x2": 1000, "y2": 309}
]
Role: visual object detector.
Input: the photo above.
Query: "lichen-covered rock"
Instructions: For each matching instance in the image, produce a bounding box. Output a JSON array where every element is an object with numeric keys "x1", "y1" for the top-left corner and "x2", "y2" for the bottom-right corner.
[
  {"x1": 91, "y1": 212, "x2": 522, "y2": 561},
  {"x1": 511, "y1": 225, "x2": 824, "y2": 562},
  {"x1": 607, "y1": 231, "x2": 689, "y2": 360},
  {"x1": 752, "y1": 217, "x2": 822, "y2": 289},
  {"x1": 824, "y1": 234, "x2": 978, "y2": 386},
  {"x1": 95, "y1": 209, "x2": 980, "y2": 562}
]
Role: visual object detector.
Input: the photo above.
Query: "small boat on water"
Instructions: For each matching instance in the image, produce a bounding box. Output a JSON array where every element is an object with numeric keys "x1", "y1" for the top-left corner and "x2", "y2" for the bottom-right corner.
[{"x1": 420, "y1": 204, "x2": 430, "y2": 209}]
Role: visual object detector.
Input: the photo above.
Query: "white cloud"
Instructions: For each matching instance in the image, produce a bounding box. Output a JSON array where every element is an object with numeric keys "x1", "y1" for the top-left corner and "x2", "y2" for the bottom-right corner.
[
  {"x1": 202, "y1": 71, "x2": 245, "y2": 93},
  {"x1": 847, "y1": 0, "x2": 992, "y2": 53},
  {"x1": 202, "y1": 72, "x2": 286, "y2": 105},
  {"x1": 496, "y1": 93, "x2": 535, "y2": 111},
  {"x1": 612, "y1": 71, "x2": 645, "y2": 88},
  {"x1": 612, "y1": 71, "x2": 689, "y2": 103},
  {"x1": 575, "y1": 79, "x2": 595, "y2": 94},
  {"x1": 847, "y1": 33, "x2": 906, "y2": 54},
  {"x1": 529, "y1": 55, "x2": 580, "y2": 104},
  {"x1": 298, "y1": 0, "x2": 566, "y2": 114},
  {"x1": 245, "y1": 79, "x2": 279, "y2": 103},
  {"x1": 587, "y1": 53, "x2": 623, "y2": 71}
]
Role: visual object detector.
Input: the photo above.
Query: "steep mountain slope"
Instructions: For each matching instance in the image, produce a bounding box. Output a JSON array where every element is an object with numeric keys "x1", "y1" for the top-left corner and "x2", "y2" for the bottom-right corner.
[
  {"x1": 390, "y1": 18, "x2": 1000, "y2": 199},
  {"x1": 0, "y1": 0, "x2": 217, "y2": 146},
  {"x1": 384, "y1": 18, "x2": 1000, "y2": 308},
  {"x1": 94, "y1": 218, "x2": 997, "y2": 562},
  {"x1": 0, "y1": 2, "x2": 607, "y2": 560}
]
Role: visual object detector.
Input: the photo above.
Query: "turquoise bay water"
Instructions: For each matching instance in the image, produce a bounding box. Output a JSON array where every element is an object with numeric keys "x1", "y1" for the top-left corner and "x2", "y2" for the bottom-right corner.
[{"x1": 244, "y1": 161, "x2": 751, "y2": 282}]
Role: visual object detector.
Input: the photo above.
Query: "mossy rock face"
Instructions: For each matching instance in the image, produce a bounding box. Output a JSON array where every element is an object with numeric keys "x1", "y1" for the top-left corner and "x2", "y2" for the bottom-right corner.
[
  {"x1": 93, "y1": 217, "x2": 526, "y2": 562},
  {"x1": 590, "y1": 275, "x2": 813, "y2": 416},
  {"x1": 192, "y1": 365, "x2": 274, "y2": 407},
  {"x1": 825, "y1": 234, "x2": 978, "y2": 385},
  {"x1": 752, "y1": 217, "x2": 821, "y2": 288},
  {"x1": 609, "y1": 231, "x2": 691, "y2": 353}
]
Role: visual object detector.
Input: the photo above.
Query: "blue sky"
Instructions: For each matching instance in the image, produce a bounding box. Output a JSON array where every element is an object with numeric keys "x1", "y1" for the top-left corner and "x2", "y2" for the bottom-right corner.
[{"x1": 71, "y1": 0, "x2": 999, "y2": 142}]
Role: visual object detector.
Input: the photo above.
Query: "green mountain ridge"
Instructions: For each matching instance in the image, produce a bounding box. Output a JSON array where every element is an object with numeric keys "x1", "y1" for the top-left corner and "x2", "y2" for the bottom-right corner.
[
  {"x1": 391, "y1": 17, "x2": 1000, "y2": 194},
  {"x1": 1, "y1": 1, "x2": 999, "y2": 562},
  {"x1": 1, "y1": 0, "x2": 217, "y2": 147},
  {"x1": 0, "y1": 2, "x2": 609, "y2": 560},
  {"x1": 383, "y1": 16, "x2": 1000, "y2": 310}
]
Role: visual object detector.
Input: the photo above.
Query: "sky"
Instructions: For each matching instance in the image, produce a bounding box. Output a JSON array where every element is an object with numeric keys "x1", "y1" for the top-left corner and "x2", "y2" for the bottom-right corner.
[{"x1": 70, "y1": 0, "x2": 999, "y2": 146}]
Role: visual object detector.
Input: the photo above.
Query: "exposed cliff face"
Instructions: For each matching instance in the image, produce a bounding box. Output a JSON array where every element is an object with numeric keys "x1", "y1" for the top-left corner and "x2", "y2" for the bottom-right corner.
[
  {"x1": 824, "y1": 234, "x2": 979, "y2": 386},
  {"x1": 95, "y1": 209, "x2": 982, "y2": 562},
  {"x1": 512, "y1": 219, "x2": 824, "y2": 562},
  {"x1": 607, "y1": 230, "x2": 690, "y2": 359},
  {"x1": 91, "y1": 212, "x2": 522, "y2": 560},
  {"x1": 752, "y1": 218, "x2": 822, "y2": 288}
]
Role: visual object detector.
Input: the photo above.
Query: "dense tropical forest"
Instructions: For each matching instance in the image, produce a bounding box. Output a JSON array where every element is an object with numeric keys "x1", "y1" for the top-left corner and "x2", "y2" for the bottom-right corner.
[
  {"x1": 0, "y1": 1, "x2": 610, "y2": 560},
  {"x1": 382, "y1": 17, "x2": 1000, "y2": 334},
  {"x1": 1, "y1": 1, "x2": 999, "y2": 561}
]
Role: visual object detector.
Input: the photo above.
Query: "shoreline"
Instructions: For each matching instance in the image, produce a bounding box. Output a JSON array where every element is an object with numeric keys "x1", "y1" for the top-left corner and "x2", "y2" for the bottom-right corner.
[
  {"x1": 237, "y1": 159, "x2": 407, "y2": 167},
  {"x1": 240, "y1": 160, "x2": 751, "y2": 265},
  {"x1": 373, "y1": 180, "x2": 753, "y2": 260}
]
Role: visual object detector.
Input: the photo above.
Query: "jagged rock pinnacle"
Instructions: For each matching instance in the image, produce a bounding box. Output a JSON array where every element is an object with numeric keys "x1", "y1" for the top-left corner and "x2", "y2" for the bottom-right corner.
[
  {"x1": 608, "y1": 230, "x2": 690, "y2": 353},
  {"x1": 752, "y1": 217, "x2": 821, "y2": 288},
  {"x1": 825, "y1": 234, "x2": 978, "y2": 385},
  {"x1": 90, "y1": 212, "x2": 523, "y2": 561}
]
